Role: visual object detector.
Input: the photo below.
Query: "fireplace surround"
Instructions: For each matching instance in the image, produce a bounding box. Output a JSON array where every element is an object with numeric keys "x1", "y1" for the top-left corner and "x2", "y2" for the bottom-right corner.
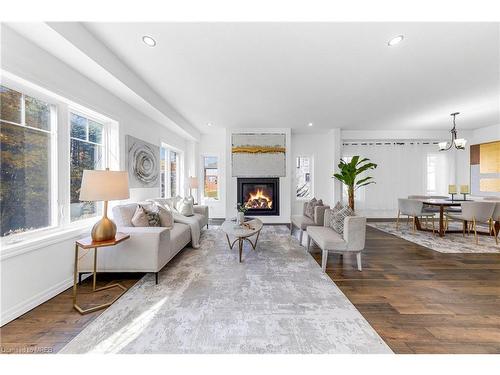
[{"x1": 237, "y1": 178, "x2": 280, "y2": 216}]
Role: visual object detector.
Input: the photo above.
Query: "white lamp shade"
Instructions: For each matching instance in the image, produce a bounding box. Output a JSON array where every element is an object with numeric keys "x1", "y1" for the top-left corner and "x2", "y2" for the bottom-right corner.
[
  {"x1": 79, "y1": 170, "x2": 129, "y2": 201},
  {"x1": 188, "y1": 176, "x2": 199, "y2": 189},
  {"x1": 454, "y1": 138, "x2": 467, "y2": 149},
  {"x1": 438, "y1": 141, "x2": 448, "y2": 151}
]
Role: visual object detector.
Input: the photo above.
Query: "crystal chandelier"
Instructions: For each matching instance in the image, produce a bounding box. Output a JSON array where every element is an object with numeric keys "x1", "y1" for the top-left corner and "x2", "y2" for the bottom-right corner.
[{"x1": 438, "y1": 112, "x2": 467, "y2": 151}]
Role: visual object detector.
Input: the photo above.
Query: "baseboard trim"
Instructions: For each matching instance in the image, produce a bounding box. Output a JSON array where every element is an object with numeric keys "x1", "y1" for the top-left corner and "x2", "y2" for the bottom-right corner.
[{"x1": 0, "y1": 276, "x2": 73, "y2": 327}]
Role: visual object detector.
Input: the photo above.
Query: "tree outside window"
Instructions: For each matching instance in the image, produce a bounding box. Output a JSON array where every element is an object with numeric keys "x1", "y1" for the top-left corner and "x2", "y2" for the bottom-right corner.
[
  {"x1": 203, "y1": 156, "x2": 218, "y2": 200},
  {"x1": 0, "y1": 85, "x2": 53, "y2": 237}
]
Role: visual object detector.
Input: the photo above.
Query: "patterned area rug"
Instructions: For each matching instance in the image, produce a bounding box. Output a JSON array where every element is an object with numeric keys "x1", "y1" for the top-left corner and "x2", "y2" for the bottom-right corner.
[
  {"x1": 368, "y1": 221, "x2": 499, "y2": 254},
  {"x1": 61, "y1": 225, "x2": 391, "y2": 354}
]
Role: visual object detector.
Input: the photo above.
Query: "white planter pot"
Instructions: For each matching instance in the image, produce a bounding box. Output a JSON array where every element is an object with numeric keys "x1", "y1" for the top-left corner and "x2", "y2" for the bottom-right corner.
[{"x1": 237, "y1": 212, "x2": 245, "y2": 225}]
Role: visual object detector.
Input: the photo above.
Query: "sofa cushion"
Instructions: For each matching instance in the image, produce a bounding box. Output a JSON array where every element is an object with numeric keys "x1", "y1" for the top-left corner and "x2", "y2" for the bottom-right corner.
[
  {"x1": 305, "y1": 198, "x2": 323, "y2": 219},
  {"x1": 176, "y1": 197, "x2": 194, "y2": 216},
  {"x1": 327, "y1": 205, "x2": 354, "y2": 234},
  {"x1": 307, "y1": 226, "x2": 347, "y2": 251},
  {"x1": 112, "y1": 203, "x2": 139, "y2": 227},
  {"x1": 291, "y1": 215, "x2": 317, "y2": 230},
  {"x1": 131, "y1": 205, "x2": 161, "y2": 227}
]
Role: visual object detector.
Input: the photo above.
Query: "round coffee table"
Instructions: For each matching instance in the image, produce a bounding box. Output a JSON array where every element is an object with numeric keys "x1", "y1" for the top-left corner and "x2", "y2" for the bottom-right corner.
[{"x1": 221, "y1": 218, "x2": 263, "y2": 262}]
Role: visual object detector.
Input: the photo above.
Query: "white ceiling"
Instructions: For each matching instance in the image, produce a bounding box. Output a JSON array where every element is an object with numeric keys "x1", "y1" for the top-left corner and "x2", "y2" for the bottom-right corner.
[{"x1": 83, "y1": 22, "x2": 499, "y2": 133}]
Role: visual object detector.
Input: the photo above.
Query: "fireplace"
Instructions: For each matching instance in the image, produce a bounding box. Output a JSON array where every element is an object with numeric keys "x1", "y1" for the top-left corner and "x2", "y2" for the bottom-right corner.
[{"x1": 237, "y1": 178, "x2": 280, "y2": 216}]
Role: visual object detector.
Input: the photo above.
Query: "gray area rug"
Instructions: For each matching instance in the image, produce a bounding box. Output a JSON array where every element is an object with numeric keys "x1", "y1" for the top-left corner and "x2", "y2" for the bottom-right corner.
[
  {"x1": 61, "y1": 225, "x2": 391, "y2": 354},
  {"x1": 369, "y1": 221, "x2": 499, "y2": 254}
]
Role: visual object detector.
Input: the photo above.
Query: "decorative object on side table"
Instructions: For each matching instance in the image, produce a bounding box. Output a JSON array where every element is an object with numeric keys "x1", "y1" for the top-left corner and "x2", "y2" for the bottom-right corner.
[
  {"x1": 79, "y1": 169, "x2": 130, "y2": 242},
  {"x1": 333, "y1": 156, "x2": 377, "y2": 211},
  {"x1": 460, "y1": 184, "x2": 470, "y2": 201},
  {"x1": 236, "y1": 203, "x2": 248, "y2": 225},
  {"x1": 448, "y1": 184, "x2": 457, "y2": 201},
  {"x1": 73, "y1": 233, "x2": 130, "y2": 314}
]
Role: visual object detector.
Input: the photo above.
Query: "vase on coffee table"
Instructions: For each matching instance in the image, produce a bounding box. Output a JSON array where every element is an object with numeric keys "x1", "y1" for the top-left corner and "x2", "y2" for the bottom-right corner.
[{"x1": 237, "y1": 211, "x2": 245, "y2": 225}]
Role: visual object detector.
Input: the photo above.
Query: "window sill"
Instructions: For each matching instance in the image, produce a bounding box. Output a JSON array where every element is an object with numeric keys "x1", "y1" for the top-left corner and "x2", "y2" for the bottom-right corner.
[{"x1": 1, "y1": 223, "x2": 92, "y2": 261}]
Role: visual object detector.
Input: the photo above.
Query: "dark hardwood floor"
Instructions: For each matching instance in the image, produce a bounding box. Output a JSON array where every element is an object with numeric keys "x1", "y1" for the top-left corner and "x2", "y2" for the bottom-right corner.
[
  {"x1": 310, "y1": 225, "x2": 500, "y2": 354},
  {"x1": 2, "y1": 224, "x2": 500, "y2": 354},
  {"x1": 0, "y1": 273, "x2": 143, "y2": 354}
]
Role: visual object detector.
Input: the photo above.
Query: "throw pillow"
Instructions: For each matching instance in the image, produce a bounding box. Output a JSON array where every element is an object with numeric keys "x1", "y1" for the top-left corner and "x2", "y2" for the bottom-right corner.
[
  {"x1": 303, "y1": 198, "x2": 317, "y2": 216},
  {"x1": 131, "y1": 204, "x2": 161, "y2": 227},
  {"x1": 305, "y1": 198, "x2": 323, "y2": 219},
  {"x1": 328, "y1": 205, "x2": 354, "y2": 234},
  {"x1": 131, "y1": 205, "x2": 150, "y2": 227},
  {"x1": 157, "y1": 204, "x2": 174, "y2": 228},
  {"x1": 176, "y1": 197, "x2": 194, "y2": 217}
]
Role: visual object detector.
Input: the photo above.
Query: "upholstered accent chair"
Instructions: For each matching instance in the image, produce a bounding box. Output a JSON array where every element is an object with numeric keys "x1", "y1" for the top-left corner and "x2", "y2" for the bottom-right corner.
[
  {"x1": 291, "y1": 201, "x2": 330, "y2": 245},
  {"x1": 306, "y1": 209, "x2": 367, "y2": 272},
  {"x1": 397, "y1": 198, "x2": 436, "y2": 233},
  {"x1": 445, "y1": 201, "x2": 496, "y2": 244}
]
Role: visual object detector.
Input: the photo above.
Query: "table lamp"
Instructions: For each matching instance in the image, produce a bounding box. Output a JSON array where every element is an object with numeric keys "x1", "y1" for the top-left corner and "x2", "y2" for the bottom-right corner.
[
  {"x1": 460, "y1": 184, "x2": 470, "y2": 201},
  {"x1": 188, "y1": 176, "x2": 199, "y2": 203},
  {"x1": 79, "y1": 169, "x2": 129, "y2": 242},
  {"x1": 448, "y1": 184, "x2": 457, "y2": 201}
]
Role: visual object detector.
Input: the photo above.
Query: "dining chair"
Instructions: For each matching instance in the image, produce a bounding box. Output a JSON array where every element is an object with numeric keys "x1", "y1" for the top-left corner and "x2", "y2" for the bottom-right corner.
[
  {"x1": 491, "y1": 202, "x2": 500, "y2": 245},
  {"x1": 445, "y1": 201, "x2": 496, "y2": 244},
  {"x1": 397, "y1": 199, "x2": 435, "y2": 233}
]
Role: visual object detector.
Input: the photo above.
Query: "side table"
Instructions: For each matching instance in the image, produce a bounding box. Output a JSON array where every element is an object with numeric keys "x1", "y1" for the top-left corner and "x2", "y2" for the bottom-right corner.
[{"x1": 73, "y1": 232, "x2": 130, "y2": 314}]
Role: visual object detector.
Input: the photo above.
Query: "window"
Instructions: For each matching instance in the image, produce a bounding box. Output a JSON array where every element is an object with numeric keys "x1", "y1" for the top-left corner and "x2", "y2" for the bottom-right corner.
[
  {"x1": 426, "y1": 153, "x2": 448, "y2": 195},
  {"x1": 203, "y1": 156, "x2": 219, "y2": 200},
  {"x1": 70, "y1": 112, "x2": 104, "y2": 221},
  {"x1": 295, "y1": 156, "x2": 313, "y2": 199},
  {"x1": 1, "y1": 85, "x2": 55, "y2": 237},
  {"x1": 161, "y1": 145, "x2": 183, "y2": 198},
  {"x1": 1, "y1": 75, "x2": 118, "y2": 247}
]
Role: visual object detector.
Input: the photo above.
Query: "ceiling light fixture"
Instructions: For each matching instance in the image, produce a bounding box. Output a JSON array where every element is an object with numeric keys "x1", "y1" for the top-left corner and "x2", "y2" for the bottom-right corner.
[
  {"x1": 308, "y1": 122, "x2": 313, "y2": 127},
  {"x1": 438, "y1": 112, "x2": 467, "y2": 151},
  {"x1": 387, "y1": 35, "x2": 404, "y2": 46},
  {"x1": 207, "y1": 122, "x2": 213, "y2": 127},
  {"x1": 142, "y1": 35, "x2": 157, "y2": 47}
]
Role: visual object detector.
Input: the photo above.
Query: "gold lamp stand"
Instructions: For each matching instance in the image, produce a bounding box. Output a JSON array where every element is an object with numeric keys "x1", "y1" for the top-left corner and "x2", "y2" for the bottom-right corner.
[{"x1": 91, "y1": 201, "x2": 117, "y2": 242}]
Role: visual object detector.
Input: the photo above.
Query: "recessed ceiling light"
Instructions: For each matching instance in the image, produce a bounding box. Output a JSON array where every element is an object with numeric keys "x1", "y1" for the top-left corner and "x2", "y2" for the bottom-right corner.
[
  {"x1": 207, "y1": 122, "x2": 213, "y2": 127},
  {"x1": 387, "y1": 35, "x2": 404, "y2": 46},
  {"x1": 142, "y1": 35, "x2": 157, "y2": 47},
  {"x1": 307, "y1": 122, "x2": 313, "y2": 127}
]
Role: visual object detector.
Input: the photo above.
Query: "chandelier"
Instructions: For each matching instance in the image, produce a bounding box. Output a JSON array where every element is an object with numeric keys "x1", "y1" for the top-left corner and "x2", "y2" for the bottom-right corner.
[{"x1": 438, "y1": 112, "x2": 467, "y2": 151}]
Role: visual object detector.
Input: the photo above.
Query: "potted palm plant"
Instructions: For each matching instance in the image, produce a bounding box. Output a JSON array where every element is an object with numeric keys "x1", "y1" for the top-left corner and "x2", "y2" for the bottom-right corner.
[{"x1": 333, "y1": 156, "x2": 377, "y2": 211}]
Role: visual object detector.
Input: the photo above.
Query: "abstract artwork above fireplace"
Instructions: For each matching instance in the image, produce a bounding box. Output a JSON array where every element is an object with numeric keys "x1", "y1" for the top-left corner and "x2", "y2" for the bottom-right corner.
[
  {"x1": 237, "y1": 178, "x2": 280, "y2": 216},
  {"x1": 231, "y1": 133, "x2": 286, "y2": 177}
]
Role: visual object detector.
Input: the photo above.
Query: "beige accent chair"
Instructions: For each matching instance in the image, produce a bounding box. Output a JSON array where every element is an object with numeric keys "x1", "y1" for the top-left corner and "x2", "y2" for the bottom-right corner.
[
  {"x1": 445, "y1": 201, "x2": 496, "y2": 244},
  {"x1": 306, "y1": 209, "x2": 367, "y2": 272},
  {"x1": 397, "y1": 198, "x2": 436, "y2": 233},
  {"x1": 291, "y1": 202, "x2": 330, "y2": 245}
]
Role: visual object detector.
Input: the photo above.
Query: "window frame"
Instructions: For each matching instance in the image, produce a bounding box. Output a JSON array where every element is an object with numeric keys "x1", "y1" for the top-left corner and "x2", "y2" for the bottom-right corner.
[
  {"x1": 1, "y1": 74, "x2": 118, "y2": 249},
  {"x1": 201, "y1": 154, "x2": 220, "y2": 201},
  {"x1": 295, "y1": 155, "x2": 314, "y2": 201},
  {"x1": 161, "y1": 143, "x2": 184, "y2": 199},
  {"x1": 68, "y1": 108, "x2": 109, "y2": 223}
]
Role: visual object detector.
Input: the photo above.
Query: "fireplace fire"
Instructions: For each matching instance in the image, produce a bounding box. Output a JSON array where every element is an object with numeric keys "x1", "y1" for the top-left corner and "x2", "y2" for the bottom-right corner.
[
  {"x1": 237, "y1": 178, "x2": 279, "y2": 216},
  {"x1": 244, "y1": 188, "x2": 273, "y2": 209}
]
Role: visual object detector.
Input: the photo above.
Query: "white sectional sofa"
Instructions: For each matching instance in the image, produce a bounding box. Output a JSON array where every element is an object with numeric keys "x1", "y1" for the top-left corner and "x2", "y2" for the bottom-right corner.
[{"x1": 78, "y1": 201, "x2": 209, "y2": 284}]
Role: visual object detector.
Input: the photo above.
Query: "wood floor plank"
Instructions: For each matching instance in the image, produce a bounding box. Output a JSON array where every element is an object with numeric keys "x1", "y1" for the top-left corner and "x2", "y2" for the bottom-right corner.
[{"x1": 310, "y1": 225, "x2": 500, "y2": 354}]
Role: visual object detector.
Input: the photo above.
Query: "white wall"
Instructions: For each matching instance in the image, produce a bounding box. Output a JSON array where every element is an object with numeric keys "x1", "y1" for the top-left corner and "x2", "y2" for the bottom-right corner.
[
  {"x1": 291, "y1": 131, "x2": 339, "y2": 215},
  {"x1": 199, "y1": 131, "x2": 227, "y2": 218},
  {"x1": 0, "y1": 28, "x2": 192, "y2": 325}
]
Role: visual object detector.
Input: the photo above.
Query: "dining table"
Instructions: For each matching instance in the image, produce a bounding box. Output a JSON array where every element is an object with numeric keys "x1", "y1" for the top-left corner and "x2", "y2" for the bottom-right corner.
[
  {"x1": 414, "y1": 199, "x2": 462, "y2": 237},
  {"x1": 415, "y1": 198, "x2": 499, "y2": 238}
]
